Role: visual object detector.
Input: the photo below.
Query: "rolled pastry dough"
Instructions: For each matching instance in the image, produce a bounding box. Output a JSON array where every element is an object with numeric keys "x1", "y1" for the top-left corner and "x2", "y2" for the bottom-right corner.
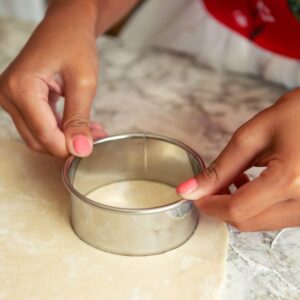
[
  {"x1": 86, "y1": 180, "x2": 179, "y2": 208},
  {"x1": 0, "y1": 140, "x2": 228, "y2": 300}
]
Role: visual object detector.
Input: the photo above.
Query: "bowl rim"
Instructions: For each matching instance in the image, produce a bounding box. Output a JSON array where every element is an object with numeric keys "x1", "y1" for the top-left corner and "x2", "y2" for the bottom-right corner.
[{"x1": 62, "y1": 132, "x2": 205, "y2": 214}]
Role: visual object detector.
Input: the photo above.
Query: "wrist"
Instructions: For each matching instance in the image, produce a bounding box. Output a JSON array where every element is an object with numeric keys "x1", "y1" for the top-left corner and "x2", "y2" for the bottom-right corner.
[{"x1": 45, "y1": 0, "x2": 99, "y2": 36}]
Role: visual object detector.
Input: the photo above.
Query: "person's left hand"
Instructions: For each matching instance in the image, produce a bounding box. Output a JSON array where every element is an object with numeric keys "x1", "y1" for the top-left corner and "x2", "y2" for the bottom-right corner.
[{"x1": 176, "y1": 88, "x2": 300, "y2": 231}]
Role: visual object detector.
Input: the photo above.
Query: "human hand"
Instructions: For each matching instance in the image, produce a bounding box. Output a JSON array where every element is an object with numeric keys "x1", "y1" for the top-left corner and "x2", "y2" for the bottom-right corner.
[
  {"x1": 0, "y1": 0, "x2": 106, "y2": 158},
  {"x1": 177, "y1": 89, "x2": 300, "y2": 231}
]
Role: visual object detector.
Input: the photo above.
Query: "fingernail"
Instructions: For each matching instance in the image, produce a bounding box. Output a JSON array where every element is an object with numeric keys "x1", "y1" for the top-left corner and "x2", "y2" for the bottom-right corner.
[
  {"x1": 72, "y1": 135, "x2": 92, "y2": 156},
  {"x1": 176, "y1": 178, "x2": 198, "y2": 195}
]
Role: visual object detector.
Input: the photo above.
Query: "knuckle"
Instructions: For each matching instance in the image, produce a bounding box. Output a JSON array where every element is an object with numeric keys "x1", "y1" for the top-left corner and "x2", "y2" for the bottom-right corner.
[
  {"x1": 262, "y1": 162, "x2": 293, "y2": 192},
  {"x1": 285, "y1": 171, "x2": 300, "y2": 193},
  {"x1": 227, "y1": 202, "x2": 246, "y2": 223},
  {"x1": 76, "y1": 75, "x2": 97, "y2": 91},
  {"x1": 201, "y1": 162, "x2": 219, "y2": 184},
  {"x1": 2, "y1": 73, "x2": 27, "y2": 98},
  {"x1": 231, "y1": 126, "x2": 252, "y2": 151},
  {"x1": 32, "y1": 128, "x2": 52, "y2": 145},
  {"x1": 1, "y1": 74, "x2": 17, "y2": 97},
  {"x1": 63, "y1": 113, "x2": 89, "y2": 131}
]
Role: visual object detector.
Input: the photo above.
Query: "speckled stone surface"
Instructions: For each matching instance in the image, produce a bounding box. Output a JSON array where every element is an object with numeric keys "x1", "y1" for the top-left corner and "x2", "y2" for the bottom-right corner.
[{"x1": 0, "y1": 17, "x2": 299, "y2": 300}]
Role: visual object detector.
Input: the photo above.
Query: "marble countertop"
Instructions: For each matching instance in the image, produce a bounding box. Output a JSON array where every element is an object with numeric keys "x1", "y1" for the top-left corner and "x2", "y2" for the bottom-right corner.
[{"x1": 0, "y1": 18, "x2": 299, "y2": 300}]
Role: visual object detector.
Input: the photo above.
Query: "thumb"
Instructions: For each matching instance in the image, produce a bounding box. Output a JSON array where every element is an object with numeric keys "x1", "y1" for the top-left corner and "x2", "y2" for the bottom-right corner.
[
  {"x1": 176, "y1": 126, "x2": 266, "y2": 200},
  {"x1": 63, "y1": 73, "x2": 97, "y2": 157}
]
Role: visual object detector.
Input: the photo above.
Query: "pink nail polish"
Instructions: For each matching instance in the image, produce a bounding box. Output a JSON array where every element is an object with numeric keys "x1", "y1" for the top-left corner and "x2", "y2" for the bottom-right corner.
[
  {"x1": 72, "y1": 135, "x2": 92, "y2": 156},
  {"x1": 176, "y1": 178, "x2": 198, "y2": 195}
]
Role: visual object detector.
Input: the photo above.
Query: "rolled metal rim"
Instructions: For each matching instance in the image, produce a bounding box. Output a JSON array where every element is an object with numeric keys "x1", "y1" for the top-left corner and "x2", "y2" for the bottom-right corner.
[{"x1": 62, "y1": 133, "x2": 205, "y2": 214}]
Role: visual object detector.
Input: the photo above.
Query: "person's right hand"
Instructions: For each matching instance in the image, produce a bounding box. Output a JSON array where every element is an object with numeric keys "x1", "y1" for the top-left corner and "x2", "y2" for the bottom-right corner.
[{"x1": 0, "y1": 1, "x2": 106, "y2": 158}]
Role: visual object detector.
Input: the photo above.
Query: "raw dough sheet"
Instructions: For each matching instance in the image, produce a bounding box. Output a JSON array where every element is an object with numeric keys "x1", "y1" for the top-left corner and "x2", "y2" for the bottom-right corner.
[
  {"x1": 0, "y1": 140, "x2": 228, "y2": 300},
  {"x1": 86, "y1": 180, "x2": 179, "y2": 208}
]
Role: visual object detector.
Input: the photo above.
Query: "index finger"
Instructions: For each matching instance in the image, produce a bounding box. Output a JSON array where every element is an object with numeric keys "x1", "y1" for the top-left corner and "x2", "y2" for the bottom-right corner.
[
  {"x1": 13, "y1": 79, "x2": 68, "y2": 158},
  {"x1": 197, "y1": 167, "x2": 284, "y2": 223}
]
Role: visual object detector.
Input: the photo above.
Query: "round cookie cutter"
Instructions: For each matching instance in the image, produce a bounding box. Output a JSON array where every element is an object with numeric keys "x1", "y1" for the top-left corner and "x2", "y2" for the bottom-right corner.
[{"x1": 63, "y1": 133, "x2": 205, "y2": 256}]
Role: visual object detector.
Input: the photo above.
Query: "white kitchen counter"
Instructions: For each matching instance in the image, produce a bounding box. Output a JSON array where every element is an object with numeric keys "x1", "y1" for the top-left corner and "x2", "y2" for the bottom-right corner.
[{"x1": 0, "y1": 18, "x2": 299, "y2": 300}]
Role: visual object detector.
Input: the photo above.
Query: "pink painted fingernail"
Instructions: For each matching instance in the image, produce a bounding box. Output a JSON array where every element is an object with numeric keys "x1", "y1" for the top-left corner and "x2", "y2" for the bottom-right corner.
[
  {"x1": 176, "y1": 178, "x2": 198, "y2": 195},
  {"x1": 72, "y1": 135, "x2": 92, "y2": 156}
]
